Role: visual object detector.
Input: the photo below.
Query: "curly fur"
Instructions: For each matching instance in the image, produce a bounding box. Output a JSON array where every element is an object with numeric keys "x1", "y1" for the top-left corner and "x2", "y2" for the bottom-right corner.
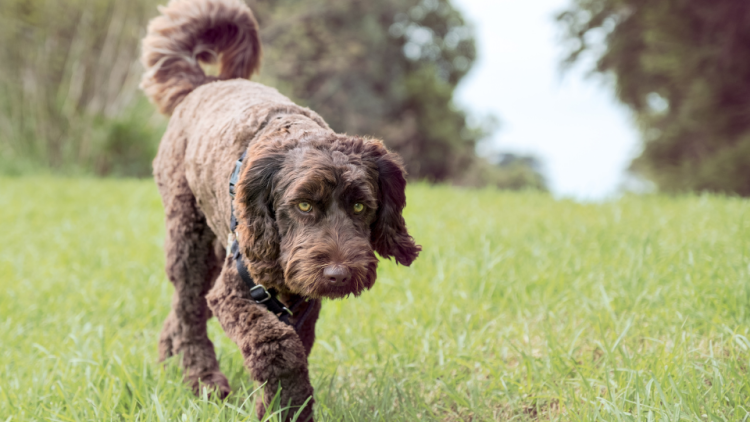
[
  {"x1": 143, "y1": 0, "x2": 420, "y2": 420},
  {"x1": 140, "y1": 0, "x2": 261, "y2": 115}
]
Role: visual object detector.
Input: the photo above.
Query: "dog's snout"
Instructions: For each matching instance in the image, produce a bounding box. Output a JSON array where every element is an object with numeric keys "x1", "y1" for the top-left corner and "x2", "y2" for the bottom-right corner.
[{"x1": 323, "y1": 265, "x2": 351, "y2": 284}]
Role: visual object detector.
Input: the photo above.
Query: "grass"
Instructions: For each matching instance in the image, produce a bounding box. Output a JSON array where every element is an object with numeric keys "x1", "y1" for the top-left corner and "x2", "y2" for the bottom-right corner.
[{"x1": 1, "y1": 177, "x2": 749, "y2": 421}]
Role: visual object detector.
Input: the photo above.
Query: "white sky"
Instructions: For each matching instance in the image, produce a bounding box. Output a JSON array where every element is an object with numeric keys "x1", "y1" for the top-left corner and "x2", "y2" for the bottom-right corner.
[{"x1": 453, "y1": 0, "x2": 641, "y2": 200}]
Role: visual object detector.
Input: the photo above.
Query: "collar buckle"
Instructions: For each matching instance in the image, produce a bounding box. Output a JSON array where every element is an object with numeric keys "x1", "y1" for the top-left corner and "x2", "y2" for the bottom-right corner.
[{"x1": 249, "y1": 284, "x2": 272, "y2": 304}]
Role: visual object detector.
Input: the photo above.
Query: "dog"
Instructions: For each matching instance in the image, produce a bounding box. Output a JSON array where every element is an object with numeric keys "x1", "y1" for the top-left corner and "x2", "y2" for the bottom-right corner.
[{"x1": 140, "y1": 0, "x2": 421, "y2": 419}]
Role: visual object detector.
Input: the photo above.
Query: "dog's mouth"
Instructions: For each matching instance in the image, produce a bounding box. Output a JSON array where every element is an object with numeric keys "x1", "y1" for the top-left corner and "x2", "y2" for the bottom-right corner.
[{"x1": 284, "y1": 254, "x2": 379, "y2": 299}]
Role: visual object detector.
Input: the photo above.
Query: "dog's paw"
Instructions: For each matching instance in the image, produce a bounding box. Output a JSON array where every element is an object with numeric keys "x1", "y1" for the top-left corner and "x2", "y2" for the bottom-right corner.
[{"x1": 188, "y1": 371, "x2": 231, "y2": 399}]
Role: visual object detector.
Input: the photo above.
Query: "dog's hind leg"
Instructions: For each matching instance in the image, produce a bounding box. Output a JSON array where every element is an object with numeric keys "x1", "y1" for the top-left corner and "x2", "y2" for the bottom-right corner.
[
  {"x1": 207, "y1": 262, "x2": 314, "y2": 422},
  {"x1": 156, "y1": 169, "x2": 230, "y2": 398}
]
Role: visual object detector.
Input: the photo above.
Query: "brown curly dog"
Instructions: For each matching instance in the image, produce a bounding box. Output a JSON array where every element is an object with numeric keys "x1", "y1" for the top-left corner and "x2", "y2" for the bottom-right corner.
[{"x1": 140, "y1": 0, "x2": 420, "y2": 420}]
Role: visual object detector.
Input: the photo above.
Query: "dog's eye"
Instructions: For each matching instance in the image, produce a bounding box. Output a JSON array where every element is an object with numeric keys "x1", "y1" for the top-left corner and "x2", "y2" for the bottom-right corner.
[
  {"x1": 353, "y1": 203, "x2": 364, "y2": 214},
  {"x1": 298, "y1": 202, "x2": 312, "y2": 212}
]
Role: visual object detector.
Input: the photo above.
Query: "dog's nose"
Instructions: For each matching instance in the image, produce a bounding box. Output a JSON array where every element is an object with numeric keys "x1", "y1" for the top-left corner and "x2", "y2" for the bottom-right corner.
[{"x1": 323, "y1": 265, "x2": 350, "y2": 284}]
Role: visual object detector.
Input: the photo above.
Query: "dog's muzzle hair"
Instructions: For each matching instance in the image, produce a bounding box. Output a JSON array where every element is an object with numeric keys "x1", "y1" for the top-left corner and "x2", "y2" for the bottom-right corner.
[{"x1": 282, "y1": 224, "x2": 379, "y2": 299}]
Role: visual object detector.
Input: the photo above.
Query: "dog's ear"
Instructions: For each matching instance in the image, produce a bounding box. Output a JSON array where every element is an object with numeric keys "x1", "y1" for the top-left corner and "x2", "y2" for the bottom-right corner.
[
  {"x1": 234, "y1": 143, "x2": 285, "y2": 277},
  {"x1": 364, "y1": 141, "x2": 421, "y2": 266}
]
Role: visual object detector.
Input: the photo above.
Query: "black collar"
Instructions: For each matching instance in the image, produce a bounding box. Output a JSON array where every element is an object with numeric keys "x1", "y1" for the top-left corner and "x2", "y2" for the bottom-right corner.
[{"x1": 229, "y1": 151, "x2": 316, "y2": 331}]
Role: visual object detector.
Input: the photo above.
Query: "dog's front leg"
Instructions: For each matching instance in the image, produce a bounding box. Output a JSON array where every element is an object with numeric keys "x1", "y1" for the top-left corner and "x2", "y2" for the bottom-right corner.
[{"x1": 206, "y1": 258, "x2": 314, "y2": 422}]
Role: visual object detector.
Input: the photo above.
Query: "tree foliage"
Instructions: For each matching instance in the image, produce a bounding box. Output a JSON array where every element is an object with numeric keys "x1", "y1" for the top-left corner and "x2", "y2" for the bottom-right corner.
[{"x1": 559, "y1": 0, "x2": 750, "y2": 195}]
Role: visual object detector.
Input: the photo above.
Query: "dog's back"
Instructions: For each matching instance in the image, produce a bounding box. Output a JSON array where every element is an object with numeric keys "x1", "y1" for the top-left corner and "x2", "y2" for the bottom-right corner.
[{"x1": 153, "y1": 79, "x2": 331, "y2": 242}]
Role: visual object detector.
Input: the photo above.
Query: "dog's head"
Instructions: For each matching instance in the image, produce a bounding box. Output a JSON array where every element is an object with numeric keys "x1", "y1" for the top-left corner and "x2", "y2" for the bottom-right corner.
[{"x1": 234, "y1": 133, "x2": 421, "y2": 299}]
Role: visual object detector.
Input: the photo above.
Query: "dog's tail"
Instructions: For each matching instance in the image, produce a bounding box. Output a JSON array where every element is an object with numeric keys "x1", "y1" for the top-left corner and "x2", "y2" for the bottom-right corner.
[{"x1": 140, "y1": 0, "x2": 262, "y2": 115}]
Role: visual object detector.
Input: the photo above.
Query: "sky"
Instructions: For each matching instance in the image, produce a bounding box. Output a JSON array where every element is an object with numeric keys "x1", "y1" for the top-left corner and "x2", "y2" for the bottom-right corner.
[{"x1": 452, "y1": 0, "x2": 641, "y2": 201}]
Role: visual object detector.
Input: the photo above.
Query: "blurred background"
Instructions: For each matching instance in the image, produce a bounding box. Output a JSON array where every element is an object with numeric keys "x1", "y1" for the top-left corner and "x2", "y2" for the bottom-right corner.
[{"x1": 1, "y1": 0, "x2": 748, "y2": 200}]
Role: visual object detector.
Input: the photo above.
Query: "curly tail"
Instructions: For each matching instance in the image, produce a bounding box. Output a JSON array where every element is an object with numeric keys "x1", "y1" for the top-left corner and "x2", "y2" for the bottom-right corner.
[{"x1": 140, "y1": 0, "x2": 262, "y2": 115}]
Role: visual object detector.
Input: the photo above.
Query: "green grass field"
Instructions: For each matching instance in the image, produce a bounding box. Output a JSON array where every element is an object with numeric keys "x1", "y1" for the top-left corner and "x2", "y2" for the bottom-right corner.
[{"x1": 1, "y1": 178, "x2": 749, "y2": 421}]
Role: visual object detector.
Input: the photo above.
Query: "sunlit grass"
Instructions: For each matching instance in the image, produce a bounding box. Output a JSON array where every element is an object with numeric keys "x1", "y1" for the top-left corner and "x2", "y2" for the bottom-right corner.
[{"x1": 1, "y1": 177, "x2": 749, "y2": 421}]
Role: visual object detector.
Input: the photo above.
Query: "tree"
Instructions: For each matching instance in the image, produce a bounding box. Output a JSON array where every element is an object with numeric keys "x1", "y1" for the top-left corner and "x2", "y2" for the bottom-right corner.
[{"x1": 558, "y1": 0, "x2": 750, "y2": 195}]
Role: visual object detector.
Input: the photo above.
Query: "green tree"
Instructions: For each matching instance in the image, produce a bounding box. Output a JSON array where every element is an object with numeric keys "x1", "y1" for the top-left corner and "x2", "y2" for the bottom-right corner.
[{"x1": 559, "y1": 0, "x2": 750, "y2": 195}]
